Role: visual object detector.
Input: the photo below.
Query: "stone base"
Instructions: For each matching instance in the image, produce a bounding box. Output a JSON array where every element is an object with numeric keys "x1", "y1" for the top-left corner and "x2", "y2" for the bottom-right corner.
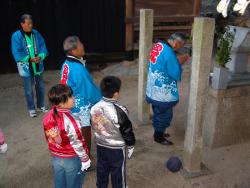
[
  {"x1": 228, "y1": 72, "x2": 250, "y2": 87},
  {"x1": 180, "y1": 163, "x2": 212, "y2": 179},
  {"x1": 227, "y1": 52, "x2": 249, "y2": 73},
  {"x1": 182, "y1": 147, "x2": 203, "y2": 172},
  {"x1": 203, "y1": 85, "x2": 250, "y2": 148}
]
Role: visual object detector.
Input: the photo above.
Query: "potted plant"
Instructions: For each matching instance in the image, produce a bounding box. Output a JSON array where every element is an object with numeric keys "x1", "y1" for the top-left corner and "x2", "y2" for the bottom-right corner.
[{"x1": 212, "y1": 26, "x2": 235, "y2": 90}]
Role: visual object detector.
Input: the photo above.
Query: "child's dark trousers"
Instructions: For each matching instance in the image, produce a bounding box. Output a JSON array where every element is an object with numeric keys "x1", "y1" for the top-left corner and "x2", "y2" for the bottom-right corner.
[{"x1": 96, "y1": 145, "x2": 126, "y2": 188}]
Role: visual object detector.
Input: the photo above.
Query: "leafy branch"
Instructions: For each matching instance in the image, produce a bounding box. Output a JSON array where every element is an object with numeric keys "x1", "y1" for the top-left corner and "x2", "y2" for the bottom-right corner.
[{"x1": 215, "y1": 26, "x2": 235, "y2": 67}]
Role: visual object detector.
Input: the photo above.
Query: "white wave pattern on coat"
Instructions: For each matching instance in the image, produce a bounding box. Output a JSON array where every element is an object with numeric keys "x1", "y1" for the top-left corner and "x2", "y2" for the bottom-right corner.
[{"x1": 146, "y1": 67, "x2": 178, "y2": 102}]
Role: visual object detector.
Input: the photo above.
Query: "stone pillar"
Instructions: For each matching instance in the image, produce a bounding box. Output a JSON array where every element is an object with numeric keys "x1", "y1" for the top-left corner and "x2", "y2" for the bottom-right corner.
[
  {"x1": 137, "y1": 9, "x2": 153, "y2": 123},
  {"x1": 183, "y1": 17, "x2": 215, "y2": 173}
]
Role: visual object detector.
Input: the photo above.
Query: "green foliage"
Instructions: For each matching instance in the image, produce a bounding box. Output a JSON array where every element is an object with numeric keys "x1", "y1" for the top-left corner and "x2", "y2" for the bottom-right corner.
[{"x1": 215, "y1": 26, "x2": 235, "y2": 67}]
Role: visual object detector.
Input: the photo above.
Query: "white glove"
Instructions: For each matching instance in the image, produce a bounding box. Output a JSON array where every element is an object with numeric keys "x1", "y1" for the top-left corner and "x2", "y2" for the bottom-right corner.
[
  {"x1": 127, "y1": 146, "x2": 134, "y2": 159},
  {"x1": 81, "y1": 159, "x2": 91, "y2": 171},
  {"x1": 0, "y1": 143, "x2": 8, "y2": 154}
]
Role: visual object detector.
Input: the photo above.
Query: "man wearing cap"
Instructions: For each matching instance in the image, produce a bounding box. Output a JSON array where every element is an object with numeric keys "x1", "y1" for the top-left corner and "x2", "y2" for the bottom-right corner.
[
  {"x1": 11, "y1": 14, "x2": 48, "y2": 117},
  {"x1": 60, "y1": 36, "x2": 102, "y2": 155},
  {"x1": 146, "y1": 32, "x2": 190, "y2": 145}
]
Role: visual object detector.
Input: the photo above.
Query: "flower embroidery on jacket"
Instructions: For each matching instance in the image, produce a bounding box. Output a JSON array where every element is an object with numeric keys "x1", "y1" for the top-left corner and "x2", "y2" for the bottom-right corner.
[
  {"x1": 149, "y1": 43, "x2": 164, "y2": 64},
  {"x1": 91, "y1": 111, "x2": 112, "y2": 136},
  {"x1": 46, "y1": 127, "x2": 62, "y2": 148}
]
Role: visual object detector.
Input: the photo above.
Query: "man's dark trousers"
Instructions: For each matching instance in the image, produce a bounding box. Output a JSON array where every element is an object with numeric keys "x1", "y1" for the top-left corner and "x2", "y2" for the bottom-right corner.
[{"x1": 152, "y1": 101, "x2": 177, "y2": 138}]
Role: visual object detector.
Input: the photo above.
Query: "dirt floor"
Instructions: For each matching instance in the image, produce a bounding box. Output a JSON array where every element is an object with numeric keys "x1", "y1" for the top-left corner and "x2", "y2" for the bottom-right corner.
[{"x1": 0, "y1": 63, "x2": 250, "y2": 188}]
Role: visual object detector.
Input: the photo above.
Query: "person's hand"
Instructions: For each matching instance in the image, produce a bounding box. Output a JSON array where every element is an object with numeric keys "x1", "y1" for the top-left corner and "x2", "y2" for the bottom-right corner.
[
  {"x1": 127, "y1": 146, "x2": 134, "y2": 159},
  {"x1": 177, "y1": 53, "x2": 190, "y2": 65},
  {"x1": 30, "y1": 57, "x2": 41, "y2": 63},
  {"x1": 81, "y1": 159, "x2": 91, "y2": 171},
  {"x1": 34, "y1": 56, "x2": 41, "y2": 63},
  {"x1": 29, "y1": 57, "x2": 36, "y2": 63}
]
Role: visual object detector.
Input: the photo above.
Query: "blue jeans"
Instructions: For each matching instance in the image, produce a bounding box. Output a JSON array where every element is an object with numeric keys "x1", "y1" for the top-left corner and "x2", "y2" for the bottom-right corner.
[
  {"x1": 22, "y1": 75, "x2": 45, "y2": 110},
  {"x1": 52, "y1": 156, "x2": 85, "y2": 188}
]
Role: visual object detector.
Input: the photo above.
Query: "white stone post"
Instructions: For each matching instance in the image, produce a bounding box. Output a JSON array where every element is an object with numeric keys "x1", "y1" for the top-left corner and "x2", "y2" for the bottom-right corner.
[
  {"x1": 183, "y1": 17, "x2": 215, "y2": 173},
  {"x1": 137, "y1": 9, "x2": 153, "y2": 123}
]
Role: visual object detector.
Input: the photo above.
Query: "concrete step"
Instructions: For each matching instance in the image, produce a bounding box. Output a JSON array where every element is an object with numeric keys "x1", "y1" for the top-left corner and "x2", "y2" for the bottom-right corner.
[{"x1": 228, "y1": 73, "x2": 250, "y2": 87}]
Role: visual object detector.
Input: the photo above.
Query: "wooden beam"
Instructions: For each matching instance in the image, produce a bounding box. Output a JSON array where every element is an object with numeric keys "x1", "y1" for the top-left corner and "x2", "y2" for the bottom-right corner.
[
  {"x1": 134, "y1": 25, "x2": 192, "y2": 31},
  {"x1": 193, "y1": 0, "x2": 202, "y2": 16},
  {"x1": 130, "y1": 15, "x2": 194, "y2": 24},
  {"x1": 125, "y1": 0, "x2": 135, "y2": 60}
]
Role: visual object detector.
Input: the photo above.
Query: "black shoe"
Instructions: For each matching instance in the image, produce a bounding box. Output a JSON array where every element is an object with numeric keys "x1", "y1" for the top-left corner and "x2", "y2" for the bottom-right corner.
[
  {"x1": 164, "y1": 133, "x2": 170, "y2": 138},
  {"x1": 154, "y1": 137, "x2": 173, "y2": 145}
]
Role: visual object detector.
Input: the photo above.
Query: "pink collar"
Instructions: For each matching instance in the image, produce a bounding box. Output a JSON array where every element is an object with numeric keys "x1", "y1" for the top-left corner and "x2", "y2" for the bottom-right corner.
[{"x1": 56, "y1": 108, "x2": 70, "y2": 113}]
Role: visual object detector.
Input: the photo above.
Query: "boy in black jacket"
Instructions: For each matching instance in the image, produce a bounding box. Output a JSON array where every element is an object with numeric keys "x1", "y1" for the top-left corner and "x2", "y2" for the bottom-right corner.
[{"x1": 90, "y1": 76, "x2": 136, "y2": 188}]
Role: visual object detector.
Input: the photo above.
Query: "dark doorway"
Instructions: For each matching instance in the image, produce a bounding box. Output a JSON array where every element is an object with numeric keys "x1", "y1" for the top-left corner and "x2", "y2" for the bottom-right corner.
[{"x1": 0, "y1": 0, "x2": 125, "y2": 73}]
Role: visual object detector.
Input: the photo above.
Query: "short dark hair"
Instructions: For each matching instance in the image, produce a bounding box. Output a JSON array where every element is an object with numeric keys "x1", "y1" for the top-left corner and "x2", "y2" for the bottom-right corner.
[
  {"x1": 20, "y1": 14, "x2": 32, "y2": 23},
  {"x1": 100, "y1": 76, "x2": 121, "y2": 98},
  {"x1": 63, "y1": 36, "x2": 80, "y2": 54},
  {"x1": 48, "y1": 84, "x2": 73, "y2": 106}
]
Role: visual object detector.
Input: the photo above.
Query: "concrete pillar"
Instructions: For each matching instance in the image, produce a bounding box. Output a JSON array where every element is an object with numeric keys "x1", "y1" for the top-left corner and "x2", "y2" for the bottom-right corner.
[
  {"x1": 137, "y1": 9, "x2": 153, "y2": 123},
  {"x1": 183, "y1": 17, "x2": 215, "y2": 173}
]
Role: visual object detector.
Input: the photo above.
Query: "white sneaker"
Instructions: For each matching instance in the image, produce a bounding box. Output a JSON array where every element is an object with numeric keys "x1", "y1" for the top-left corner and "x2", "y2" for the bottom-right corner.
[
  {"x1": 29, "y1": 110, "x2": 37, "y2": 118},
  {"x1": 37, "y1": 107, "x2": 49, "y2": 113},
  {"x1": 0, "y1": 143, "x2": 8, "y2": 154}
]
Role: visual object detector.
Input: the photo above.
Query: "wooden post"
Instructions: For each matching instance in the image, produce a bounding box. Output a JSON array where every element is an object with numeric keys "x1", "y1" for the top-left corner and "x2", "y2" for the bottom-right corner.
[
  {"x1": 125, "y1": 0, "x2": 135, "y2": 61},
  {"x1": 193, "y1": 0, "x2": 202, "y2": 16},
  {"x1": 182, "y1": 17, "x2": 215, "y2": 174},
  {"x1": 137, "y1": 9, "x2": 153, "y2": 123}
]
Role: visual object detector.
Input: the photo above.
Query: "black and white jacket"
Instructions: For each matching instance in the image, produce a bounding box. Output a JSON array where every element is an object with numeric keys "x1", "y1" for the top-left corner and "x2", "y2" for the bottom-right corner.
[{"x1": 90, "y1": 97, "x2": 135, "y2": 149}]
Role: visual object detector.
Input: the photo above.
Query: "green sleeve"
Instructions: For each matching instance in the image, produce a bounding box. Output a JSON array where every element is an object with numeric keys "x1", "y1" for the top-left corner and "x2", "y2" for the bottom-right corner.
[
  {"x1": 38, "y1": 53, "x2": 47, "y2": 61},
  {"x1": 20, "y1": 55, "x2": 30, "y2": 63}
]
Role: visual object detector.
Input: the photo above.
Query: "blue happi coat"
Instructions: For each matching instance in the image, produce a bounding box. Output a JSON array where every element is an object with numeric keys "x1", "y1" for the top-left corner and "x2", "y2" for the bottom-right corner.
[
  {"x1": 60, "y1": 56, "x2": 102, "y2": 127},
  {"x1": 11, "y1": 29, "x2": 48, "y2": 77},
  {"x1": 146, "y1": 41, "x2": 182, "y2": 107}
]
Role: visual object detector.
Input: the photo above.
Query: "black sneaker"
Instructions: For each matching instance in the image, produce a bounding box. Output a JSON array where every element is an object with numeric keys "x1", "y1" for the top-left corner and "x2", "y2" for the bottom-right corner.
[
  {"x1": 164, "y1": 133, "x2": 170, "y2": 138},
  {"x1": 37, "y1": 107, "x2": 49, "y2": 113},
  {"x1": 154, "y1": 137, "x2": 173, "y2": 145}
]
